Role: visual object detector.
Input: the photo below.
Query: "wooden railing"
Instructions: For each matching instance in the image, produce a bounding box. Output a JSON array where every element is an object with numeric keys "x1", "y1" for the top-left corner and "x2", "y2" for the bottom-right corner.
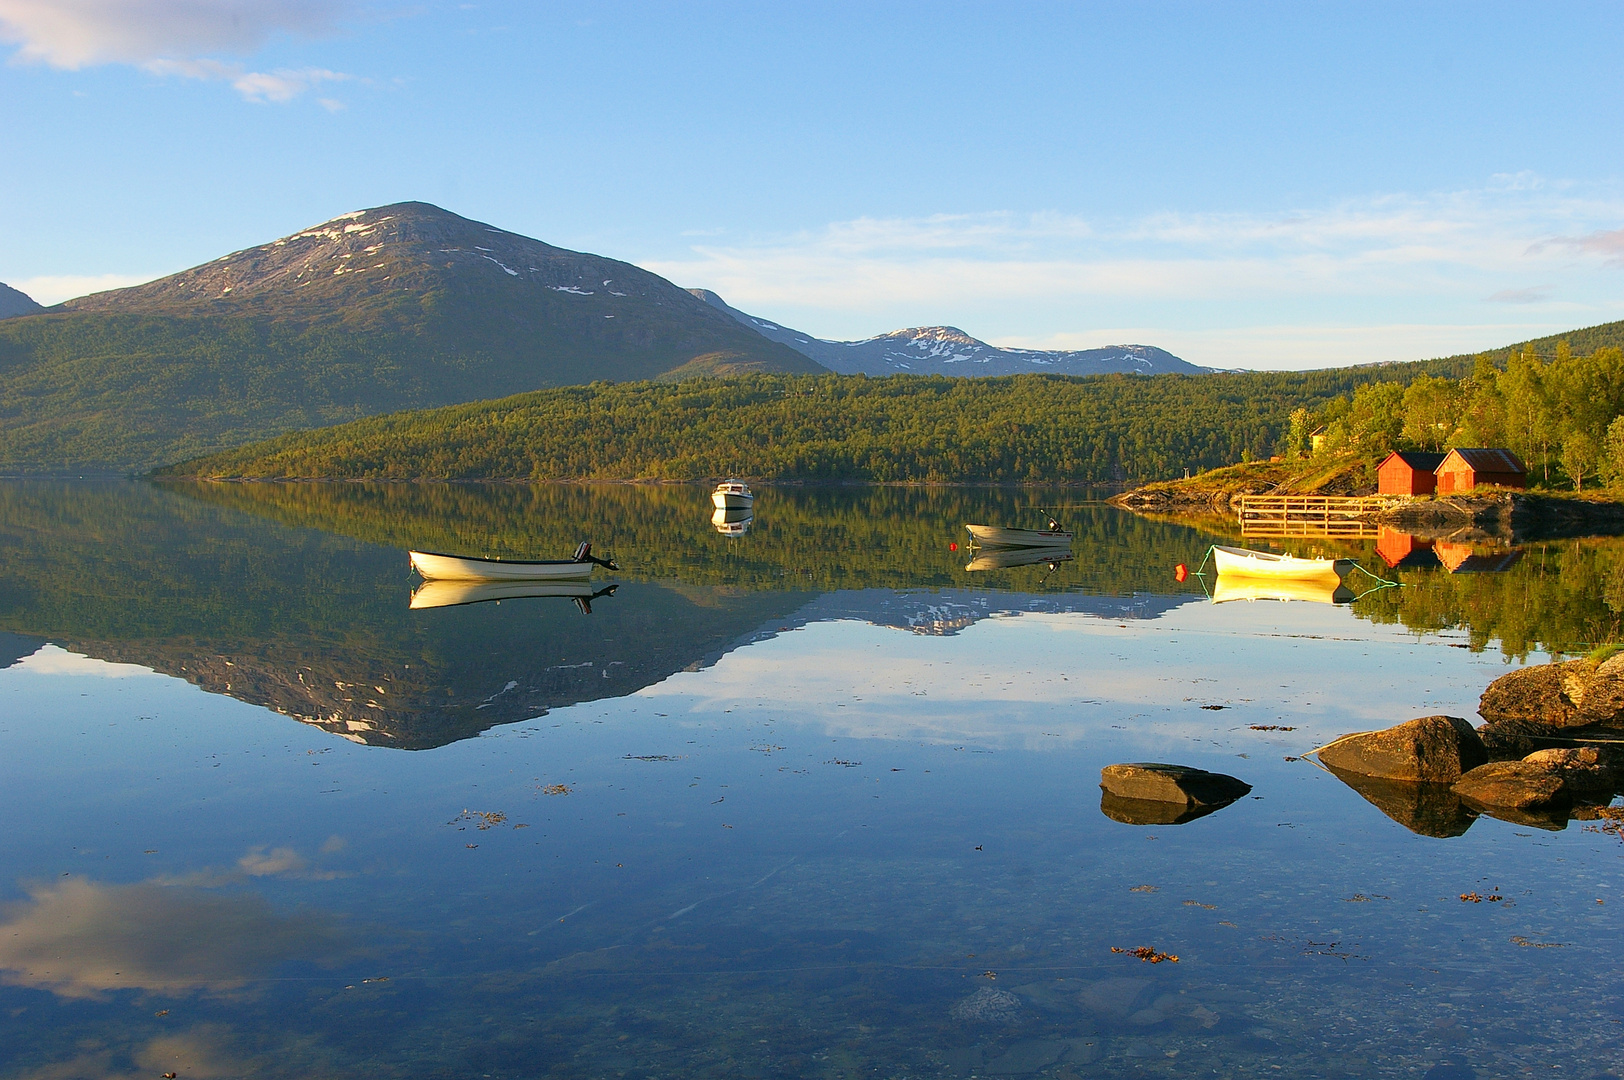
[{"x1": 1237, "y1": 495, "x2": 1395, "y2": 538}]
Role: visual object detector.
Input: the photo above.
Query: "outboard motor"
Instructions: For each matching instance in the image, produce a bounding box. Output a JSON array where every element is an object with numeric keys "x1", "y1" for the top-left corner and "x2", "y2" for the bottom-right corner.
[{"x1": 573, "y1": 541, "x2": 592, "y2": 562}]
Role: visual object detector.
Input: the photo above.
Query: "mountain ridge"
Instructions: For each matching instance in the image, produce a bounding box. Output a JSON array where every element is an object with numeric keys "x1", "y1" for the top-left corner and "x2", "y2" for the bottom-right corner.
[
  {"x1": 0, "y1": 282, "x2": 43, "y2": 320},
  {"x1": 688, "y1": 287, "x2": 1204, "y2": 376},
  {"x1": 0, "y1": 202, "x2": 821, "y2": 473}
]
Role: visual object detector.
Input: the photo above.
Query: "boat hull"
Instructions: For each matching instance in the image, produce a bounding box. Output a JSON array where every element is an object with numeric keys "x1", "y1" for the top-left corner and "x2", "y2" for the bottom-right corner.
[
  {"x1": 1211, "y1": 545, "x2": 1351, "y2": 581},
  {"x1": 712, "y1": 492, "x2": 754, "y2": 509},
  {"x1": 409, "y1": 550, "x2": 595, "y2": 582},
  {"x1": 965, "y1": 524, "x2": 1074, "y2": 547}
]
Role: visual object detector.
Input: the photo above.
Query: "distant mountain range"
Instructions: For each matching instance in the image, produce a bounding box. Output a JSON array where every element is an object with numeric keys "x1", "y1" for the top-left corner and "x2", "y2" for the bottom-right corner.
[
  {"x1": 690, "y1": 288, "x2": 1202, "y2": 376},
  {"x1": 0, "y1": 282, "x2": 42, "y2": 319},
  {"x1": 0, "y1": 202, "x2": 819, "y2": 472}
]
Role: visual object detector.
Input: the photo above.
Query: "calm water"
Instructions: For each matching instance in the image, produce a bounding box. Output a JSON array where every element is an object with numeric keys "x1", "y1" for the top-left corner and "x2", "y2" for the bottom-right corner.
[{"x1": 0, "y1": 481, "x2": 1621, "y2": 1079}]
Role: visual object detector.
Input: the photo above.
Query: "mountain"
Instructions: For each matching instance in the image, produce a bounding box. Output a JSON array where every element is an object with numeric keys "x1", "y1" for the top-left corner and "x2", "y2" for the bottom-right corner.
[
  {"x1": 0, "y1": 282, "x2": 42, "y2": 319},
  {"x1": 0, "y1": 202, "x2": 820, "y2": 473},
  {"x1": 689, "y1": 288, "x2": 1204, "y2": 376}
]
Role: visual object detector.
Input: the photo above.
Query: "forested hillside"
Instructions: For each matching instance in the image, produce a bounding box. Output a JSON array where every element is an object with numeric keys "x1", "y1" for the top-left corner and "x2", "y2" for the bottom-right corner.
[
  {"x1": 1284, "y1": 344, "x2": 1624, "y2": 490},
  {"x1": 164, "y1": 358, "x2": 1474, "y2": 483},
  {"x1": 0, "y1": 203, "x2": 818, "y2": 474}
]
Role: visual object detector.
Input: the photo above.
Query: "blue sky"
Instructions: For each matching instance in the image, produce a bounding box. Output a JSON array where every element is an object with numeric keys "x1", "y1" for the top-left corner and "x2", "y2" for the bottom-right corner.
[{"x1": 4, "y1": 1, "x2": 1624, "y2": 368}]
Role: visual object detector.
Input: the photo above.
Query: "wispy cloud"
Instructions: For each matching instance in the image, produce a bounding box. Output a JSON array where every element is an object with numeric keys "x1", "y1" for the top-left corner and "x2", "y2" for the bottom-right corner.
[
  {"x1": 14, "y1": 273, "x2": 158, "y2": 305},
  {"x1": 0, "y1": 0, "x2": 359, "y2": 103},
  {"x1": 642, "y1": 180, "x2": 1624, "y2": 367}
]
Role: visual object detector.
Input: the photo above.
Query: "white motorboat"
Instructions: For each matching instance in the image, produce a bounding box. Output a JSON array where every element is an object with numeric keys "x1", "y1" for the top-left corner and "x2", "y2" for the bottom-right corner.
[
  {"x1": 1211, "y1": 545, "x2": 1351, "y2": 582},
  {"x1": 409, "y1": 541, "x2": 617, "y2": 582},
  {"x1": 712, "y1": 479, "x2": 754, "y2": 509},
  {"x1": 964, "y1": 524, "x2": 1073, "y2": 547}
]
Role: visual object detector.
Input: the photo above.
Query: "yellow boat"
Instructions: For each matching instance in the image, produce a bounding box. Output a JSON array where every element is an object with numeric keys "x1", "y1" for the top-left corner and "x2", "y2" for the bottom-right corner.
[{"x1": 1211, "y1": 545, "x2": 1351, "y2": 581}]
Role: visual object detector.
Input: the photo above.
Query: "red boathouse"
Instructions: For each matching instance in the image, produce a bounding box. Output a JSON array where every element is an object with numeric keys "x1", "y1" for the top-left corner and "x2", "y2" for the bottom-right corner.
[
  {"x1": 1376, "y1": 451, "x2": 1446, "y2": 496},
  {"x1": 1435, "y1": 448, "x2": 1527, "y2": 494}
]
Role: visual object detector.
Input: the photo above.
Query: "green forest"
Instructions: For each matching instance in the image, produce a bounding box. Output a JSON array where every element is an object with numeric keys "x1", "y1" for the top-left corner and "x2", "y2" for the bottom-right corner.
[
  {"x1": 1284, "y1": 343, "x2": 1624, "y2": 490},
  {"x1": 164, "y1": 357, "x2": 1478, "y2": 483}
]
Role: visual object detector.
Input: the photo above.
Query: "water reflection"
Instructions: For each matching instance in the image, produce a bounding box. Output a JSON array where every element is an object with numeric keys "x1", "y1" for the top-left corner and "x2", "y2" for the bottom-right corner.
[
  {"x1": 711, "y1": 506, "x2": 753, "y2": 535},
  {"x1": 408, "y1": 578, "x2": 619, "y2": 612},
  {"x1": 0, "y1": 879, "x2": 340, "y2": 998}
]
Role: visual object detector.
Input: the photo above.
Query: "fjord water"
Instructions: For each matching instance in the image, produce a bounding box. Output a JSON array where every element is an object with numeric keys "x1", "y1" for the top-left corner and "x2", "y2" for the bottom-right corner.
[{"x1": 0, "y1": 482, "x2": 1621, "y2": 1079}]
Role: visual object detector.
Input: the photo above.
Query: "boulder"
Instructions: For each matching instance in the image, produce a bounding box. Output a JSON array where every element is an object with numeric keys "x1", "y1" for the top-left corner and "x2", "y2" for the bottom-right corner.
[
  {"x1": 1452, "y1": 760, "x2": 1571, "y2": 816},
  {"x1": 1315, "y1": 716, "x2": 1487, "y2": 782},
  {"x1": 1323, "y1": 765, "x2": 1476, "y2": 837},
  {"x1": 1099, "y1": 764, "x2": 1250, "y2": 809},
  {"x1": 1520, "y1": 746, "x2": 1620, "y2": 797},
  {"x1": 1479, "y1": 656, "x2": 1624, "y2": 730}
]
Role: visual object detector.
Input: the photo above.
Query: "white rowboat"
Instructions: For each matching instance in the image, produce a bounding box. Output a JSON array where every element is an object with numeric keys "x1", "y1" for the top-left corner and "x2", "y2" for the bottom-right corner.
[
  {"x1": 712, "y1": 480, "x2": 754, "y2": 509},
  {"x1": 964, "y1": 524, "x2": 1073, "y2": 547},
  {"x1": 1211, "y1": 545, "x2": 1351, "y2": 582},
  {"x1": 409, "y1": 542, "x2": 616, "y2": 582}
]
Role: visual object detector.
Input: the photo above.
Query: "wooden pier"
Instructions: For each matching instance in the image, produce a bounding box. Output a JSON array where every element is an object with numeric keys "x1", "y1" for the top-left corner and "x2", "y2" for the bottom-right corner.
[{"x1": 1237, "y1": 495, "x2": 1395, "y2": 538}]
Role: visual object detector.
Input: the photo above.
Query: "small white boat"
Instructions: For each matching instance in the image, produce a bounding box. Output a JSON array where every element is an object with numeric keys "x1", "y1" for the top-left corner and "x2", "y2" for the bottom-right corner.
[
  {"x1": 965, "y1": 524, "x2": 1073, "y2": 547},
  {"x1": 411, "y1": 579, "x2": 612, "y2": 610},
  {"x1": 712, "y1": 480, "x2": 754, "y2": 509},
  {"x1": 1211, "y1": 545, "x2": 1351, "y2": 582},
  {"x1": 711, "y1": 507, "x2": 753, "y2": 536},
  {"x1": 409, "y1": 542, "x2": 617, "y2": 582}
]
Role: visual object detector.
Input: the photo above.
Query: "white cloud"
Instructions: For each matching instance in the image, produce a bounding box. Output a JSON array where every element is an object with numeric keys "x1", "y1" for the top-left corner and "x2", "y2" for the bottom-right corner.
[
  {"x1": 15, "y1": 272, "x2": 159, "y2": 305},
  {"x1": 643, "y1": 180, "x2": 1624, "y2": 368},
  {"x1": 0, "y1": 0, "x2": 358, "y2": 103}
]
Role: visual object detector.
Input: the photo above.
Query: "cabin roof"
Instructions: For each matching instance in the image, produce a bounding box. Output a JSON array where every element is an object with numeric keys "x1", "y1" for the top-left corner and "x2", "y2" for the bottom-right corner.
[
  {"x1": 1381, "y1": 450, "x2": 1446, "y2": 471},
  {"x1": 1440, "y1": 447, "x2": 1526, "y2": 474}
]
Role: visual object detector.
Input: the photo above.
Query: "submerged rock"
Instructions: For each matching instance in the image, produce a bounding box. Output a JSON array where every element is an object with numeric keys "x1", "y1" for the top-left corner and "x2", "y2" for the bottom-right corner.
[
  {"x1": 1076, "y1": 976, "x2": 1155, "y2": 1020},
  {"x1": 1099, "y1": 763, "x2": 1251, "y2": 810},
  {"x1": 1324, "y1": 765, "x2": 1476, "y2": 837},
  {"x1": 1479, "y1": 655, "x2": 1624, "y2": 730},
  {"x1": 951, "y1": 986, "x2": 1023, "y2": 1025},
  {"x1": 1315, "y1": 715, "x2": 1486, "y2": 782}
]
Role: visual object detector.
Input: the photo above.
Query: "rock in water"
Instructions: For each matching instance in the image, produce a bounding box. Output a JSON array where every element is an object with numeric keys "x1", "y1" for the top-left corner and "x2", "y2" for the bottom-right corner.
[
  {"x1": 1099, "y1": 764, "x2": 1251, "y2": 808},
  {"x1": 1479, "y1": 655, "x2": 1624, "y2": 730},
  {"x1": 1452, "y1": 760, "x2": 1571, "y2": 816},
  {"x1": 951, "y1": 986, "x2": 1023, "y2": 1025},
  {"x1": 1520, "y1": 746, "x2": 1619, "y2": 796},
  {"x1": 1315, "y1": 716, "x2": 1487, "y2": 782},
  {"x1": 1322, "y1": 765, "x2": 1476, "y2": 837}
]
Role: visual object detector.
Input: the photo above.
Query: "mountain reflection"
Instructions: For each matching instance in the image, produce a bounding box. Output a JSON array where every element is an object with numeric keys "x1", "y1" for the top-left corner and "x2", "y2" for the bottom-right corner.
[{"x1": 1, "y1": 481, "x2": 1620, "y2": 752}]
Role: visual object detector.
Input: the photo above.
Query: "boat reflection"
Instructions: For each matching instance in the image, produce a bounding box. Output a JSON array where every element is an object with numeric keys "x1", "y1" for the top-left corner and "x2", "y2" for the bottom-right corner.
[
  {"x1": 410, "y1": 578, "x2": 620, "y2": 614},
  {"x1": 1210, "y1": 575, "x2": 1356, "y2": 605},
  {"x1": 964, "y1": 546, "x2": 1074, "y2": 572},
  {"x1": 711, "y1": 506, "x2": 753, "y2": 536}
]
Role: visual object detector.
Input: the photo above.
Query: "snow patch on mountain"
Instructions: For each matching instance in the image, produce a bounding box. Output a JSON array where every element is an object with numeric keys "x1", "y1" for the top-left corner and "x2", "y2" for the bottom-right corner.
[{"x1": 687, "y1": 289, "x2": 1206, "y2": 377}]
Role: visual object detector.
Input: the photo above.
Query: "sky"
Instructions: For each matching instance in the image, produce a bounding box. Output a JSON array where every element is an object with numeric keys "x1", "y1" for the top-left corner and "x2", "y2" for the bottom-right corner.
[{"x1": 4, "y1": 1, "x2": 1624, "y2": 369}]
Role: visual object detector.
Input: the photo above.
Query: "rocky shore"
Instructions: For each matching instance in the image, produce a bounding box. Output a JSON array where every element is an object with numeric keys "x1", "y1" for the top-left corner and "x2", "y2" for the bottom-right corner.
[
  {"x1": 1109, "y1": 480, "x2": 1624, "y2": 543},
  {"x1": 1314, "y1": 651, "x2": 1624, "y2": 833}
]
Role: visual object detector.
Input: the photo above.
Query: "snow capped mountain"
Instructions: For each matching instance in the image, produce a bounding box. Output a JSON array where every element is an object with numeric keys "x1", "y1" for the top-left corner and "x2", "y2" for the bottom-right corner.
[
  {"x1": 689, "y1": 288, "x2": 1205, "y2": 376},
  {"x1": 0, "y1": 282, "x2": 43, "y2": 320}
]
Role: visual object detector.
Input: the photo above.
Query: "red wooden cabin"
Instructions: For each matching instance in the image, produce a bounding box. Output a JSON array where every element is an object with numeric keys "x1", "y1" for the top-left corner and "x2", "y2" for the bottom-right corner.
[
  {"x1": 1435, "y1": 448, "x2": 1526, "y2": 494},
  {"x1": 1376, "y1": 451, "x2": 1446, "y2": 496}
]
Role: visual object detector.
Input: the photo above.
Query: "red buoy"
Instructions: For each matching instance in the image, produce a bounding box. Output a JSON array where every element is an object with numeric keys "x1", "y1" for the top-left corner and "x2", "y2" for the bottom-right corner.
[
  {"x1": 949, "y1": 542, "x2": 958, "y2": 552},
  {"x1": 1174, "y1": 563, "x2": 1189, "y2": 582}
]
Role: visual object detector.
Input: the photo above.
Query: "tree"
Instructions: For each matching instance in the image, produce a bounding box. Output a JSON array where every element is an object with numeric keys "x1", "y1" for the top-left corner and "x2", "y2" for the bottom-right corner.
[
  {"x1": 1284, "y1": 407, "x2": 1312, "y2": 459},
  {"x1": 1603, "y1": 416, "x2": 1624, "y2": 490},
  {"x1": 1401, "y1": 375, "x2": 1463, "y2": 451}
]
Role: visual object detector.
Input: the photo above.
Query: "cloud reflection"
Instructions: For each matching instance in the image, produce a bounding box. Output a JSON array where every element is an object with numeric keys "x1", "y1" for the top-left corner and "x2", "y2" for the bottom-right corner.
[{"x1": 0, "y1": 878, "x2": 339, "y2": 998}]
